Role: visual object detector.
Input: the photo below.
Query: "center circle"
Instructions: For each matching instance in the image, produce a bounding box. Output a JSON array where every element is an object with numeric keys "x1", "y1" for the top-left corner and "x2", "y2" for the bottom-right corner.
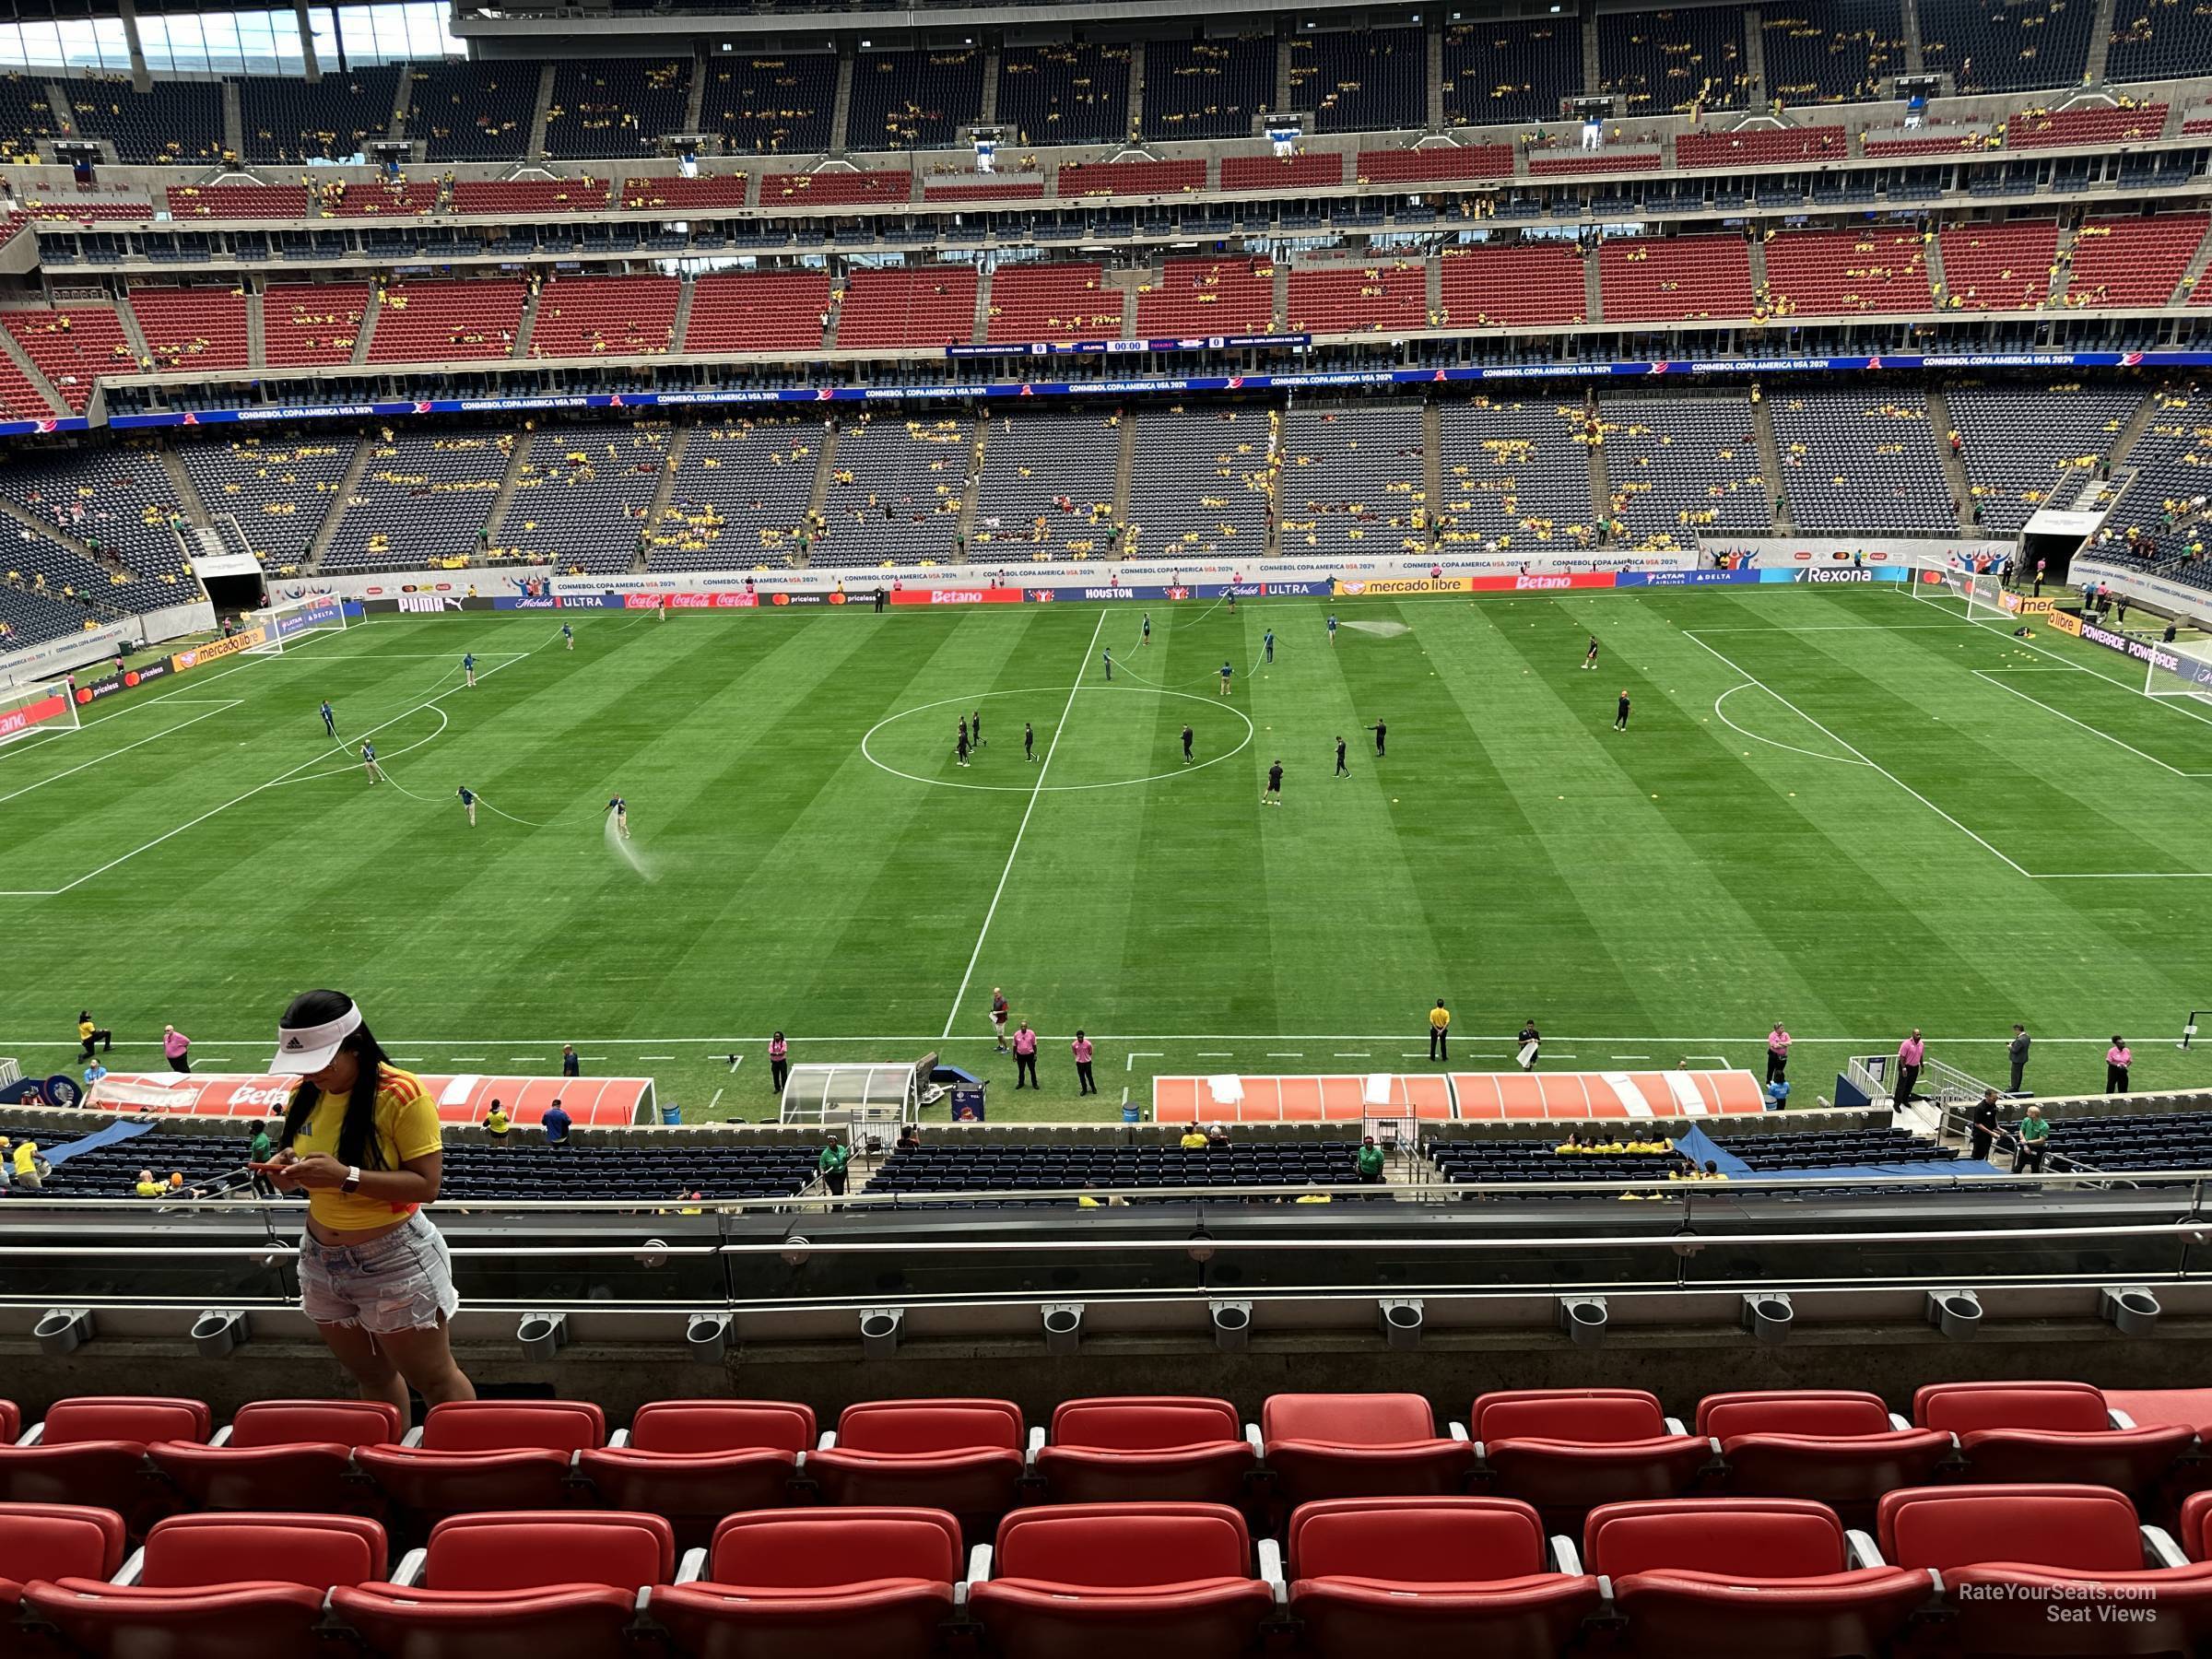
[{"x1": 861, "y1": 686, "x2": 1255, "y2": 794}]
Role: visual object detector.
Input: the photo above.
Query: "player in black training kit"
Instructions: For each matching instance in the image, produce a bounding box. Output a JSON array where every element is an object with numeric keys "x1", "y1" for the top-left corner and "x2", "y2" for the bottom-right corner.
[
  {"x1": 1583, "y1": 636, "x2": 1600, "y2": 670},
  {"x1": 1264, "y1": 759, "x2": 1284, "y2": 806},
  {"x1": 1335, "y1": 736, "x2": 1348, "y2": 777},
  {"x1": 1371, "y1": 720, "x2": 1387, "y2": 758},
  {"x1": 1615, "y1": 690, "x2": 1631, "y2": 731},
  {"x1": 971, "y1": 710, "x2": 983, "y2": 747},
  {"x1": 1024, "y1": 722, "x2": 1035, "y2": 762},
  {"x1": 1181, "y1": 724, "x2": 1194, "y2": 763}
]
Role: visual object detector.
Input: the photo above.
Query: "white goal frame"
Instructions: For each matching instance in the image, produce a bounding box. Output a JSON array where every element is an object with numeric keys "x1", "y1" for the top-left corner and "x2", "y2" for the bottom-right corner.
[
  {"x1": 2144, "y1": 642, "x2": 2212, "y2": 709},
  {"x1": 1903, "y1": 560, "x2": 2009, "y2": 622},
  {"x1": 242, "y1": 595, "x2": 348, "y2": 654},
  {"x1": 0, "y1": 679, "x2": 80, "y2": 747}
]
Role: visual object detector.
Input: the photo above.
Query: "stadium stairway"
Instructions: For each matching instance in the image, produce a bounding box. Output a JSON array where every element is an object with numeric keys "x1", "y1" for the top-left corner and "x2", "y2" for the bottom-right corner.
[
  {"x1": 307, "y1": 441, "x2": 375, "y2": 571},
  {"x1": 1752, "y1": 399, "x2": 1792, "y2": 531},
  {"x1": 1925, "y1": 387, "x2": 1971, "y2": 526},
  {"x1": 242, "y1": 289, "x2": 265, "y2": 370},
  {"x1": 513, "y1": 283, "x2": 544, "y2": 359},
  {"x1": 157, "y1": 447, "x2": 210, "y2": 531}
]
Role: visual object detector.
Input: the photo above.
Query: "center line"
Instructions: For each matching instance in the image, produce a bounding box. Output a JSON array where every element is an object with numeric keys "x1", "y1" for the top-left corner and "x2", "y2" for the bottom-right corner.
[{"x1": 941, "y1": 608, "x2": 1106, "y2": 1038}]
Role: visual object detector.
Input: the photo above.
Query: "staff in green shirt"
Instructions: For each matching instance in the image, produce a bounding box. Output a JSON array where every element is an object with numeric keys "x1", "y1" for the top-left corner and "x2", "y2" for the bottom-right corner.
[
  {"x1": 818, "y1": 1138, "x2": 850, "y2": 1196},
  {"x1": 1357, "y1": 1136, "x2": 1386, "y2": 1182},
  {"x1": 2012, "y1": 1105, "x2": 2051, "y2": 1174}
]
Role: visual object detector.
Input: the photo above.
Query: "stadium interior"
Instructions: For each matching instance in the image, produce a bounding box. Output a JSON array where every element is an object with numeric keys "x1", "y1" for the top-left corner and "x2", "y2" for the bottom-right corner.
[{"x1": 6, "y1": 0, "x2": 2212, "y2": 1652}]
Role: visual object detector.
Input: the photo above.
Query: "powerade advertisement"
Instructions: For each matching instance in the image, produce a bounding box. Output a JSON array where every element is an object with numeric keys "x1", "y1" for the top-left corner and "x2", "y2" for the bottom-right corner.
[{"x1": 88, "y1": 347, "x2": 2205, "y2": 438}]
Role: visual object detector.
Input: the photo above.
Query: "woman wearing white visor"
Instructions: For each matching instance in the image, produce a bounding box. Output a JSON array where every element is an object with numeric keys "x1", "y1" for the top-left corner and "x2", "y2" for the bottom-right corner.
[{"x1": 253, "y1": 989, "x2": 474, "y2": 1414}]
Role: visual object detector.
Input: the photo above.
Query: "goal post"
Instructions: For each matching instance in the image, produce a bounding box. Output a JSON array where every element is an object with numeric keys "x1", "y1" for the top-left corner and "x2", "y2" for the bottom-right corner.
[
  {"x1": 242, "y1": 594, "x2": 348, "y2": 655},
  {"x1": 2144, "y1": 641, "x2": 2212, "y2": 707},
  {"x1": 1902, "y1": 559, "x2": 2009, "y2": 622},
  {"x1": 0, "y1": 679, "x2": 80, "y2": 747}
]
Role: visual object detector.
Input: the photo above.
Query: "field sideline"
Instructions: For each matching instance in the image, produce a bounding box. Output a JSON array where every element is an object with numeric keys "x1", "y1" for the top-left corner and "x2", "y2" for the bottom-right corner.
[{"x1": 4, "y1": 582, "x2": 2209, "y2": 1122}]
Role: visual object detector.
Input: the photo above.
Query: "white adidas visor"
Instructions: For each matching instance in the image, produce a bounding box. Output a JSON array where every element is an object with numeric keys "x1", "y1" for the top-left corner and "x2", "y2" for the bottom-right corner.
[{"x1": 268, "y1": 1002, "x2": 361, "y2": 1075}]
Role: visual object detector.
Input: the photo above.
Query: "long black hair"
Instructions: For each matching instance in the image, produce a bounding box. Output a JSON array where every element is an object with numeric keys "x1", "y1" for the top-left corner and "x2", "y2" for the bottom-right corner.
[{"x1": 276, "y1": 990, "x2": 394, "y2": 1170}]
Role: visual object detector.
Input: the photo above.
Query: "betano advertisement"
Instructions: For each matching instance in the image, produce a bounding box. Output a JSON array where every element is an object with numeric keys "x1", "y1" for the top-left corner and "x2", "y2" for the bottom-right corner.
[{"x1": 0, "y1": 688, "x2": 70, "y2": 740}]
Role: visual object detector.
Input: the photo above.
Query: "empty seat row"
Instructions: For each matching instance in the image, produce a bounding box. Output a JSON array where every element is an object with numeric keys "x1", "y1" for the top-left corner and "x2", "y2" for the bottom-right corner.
[
  {"x1": 4, "y1": 1382, "x2": 2199, "y2": 1559},
  {"x1": 11, "y1": 1483, "x2": 2212, "y2": 1659}
]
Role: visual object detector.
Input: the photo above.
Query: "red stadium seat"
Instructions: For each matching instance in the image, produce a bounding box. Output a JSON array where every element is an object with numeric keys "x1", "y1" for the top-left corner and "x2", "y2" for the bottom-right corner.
[
  {"x1": 966, "y1": 1501, "x2": 1279, "y2": 1659},
  {"x1": 576, "y1": 1400, "x2": 812, "y2": 1545},
  {"x1": 330, "y1": 1510, "x2": 674, "y2": 1659},
  {"x1": 356, "y1": 1399, "x2": 605, "y2": 1523},
  {"x1": 21, "y1": 1511, "x2": 385, "y2": 1659},
  {"x1": 804, "y1": 1399, "x2": 1026, "y2": 1538},
  {"x1": 1286, "y1": 1496, "x2": 1600, "y2": 1657},
  {"x1": 1913, "y1": 1381, "x2": 2195, "y2": 1495},
  {"x1": 1036, "y1": 1397, "x2": 1258, "y2": 1507},
  {"x1": 1260, "y1": 1394, "x2": 1477, "y2": 1505},
  {"x1": 1880, "y1": 1483, "x2": 2212, "y2": 1655},
  {"x1": 148, "y1": 1398, "x2": 404, "y2": 1513},
  {"x1": 0, "y1": 1502, "x2": 127, "y2": 1659},
  {"x1": 0, "y1": 1403, "x2": 18, "y2": 1442},
  {"x1": 2182, "y1": 1490, "x2": 2212, "y2": 1561},
  {"x1": 0, "y1": 1398, "x2": 210, "y2": 1535},
  {"x1": 644, "y1": 1507, "x2": 960, "y2": 1658},
  {"x1": 1586, "y1": 1497, "x2": 1933, "y2": 1657},
  {"x1": 1698, "y1": 1390, "x2": 1954, "y2": 1521},
  {"x1": 1473, "y1": 1390, "x2": 1710, "y2": 1525}
]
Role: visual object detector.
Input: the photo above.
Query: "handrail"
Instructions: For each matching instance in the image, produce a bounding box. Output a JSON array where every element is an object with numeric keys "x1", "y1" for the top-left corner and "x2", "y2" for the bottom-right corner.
[
  {"x1": 0, "y1": 1219, "x2": 2197, "y2": 1259},
  {"x1": 0, "y1": 1165, "x2": 2196, "y2": 1212}
]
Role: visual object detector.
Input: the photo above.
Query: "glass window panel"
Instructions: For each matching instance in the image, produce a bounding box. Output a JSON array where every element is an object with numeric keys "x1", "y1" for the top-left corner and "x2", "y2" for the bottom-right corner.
[
  {"x1": 0, "y1": 24, "x2": 29, "y2": 70},
  {"x1": 266, "y1": 8, "x2": 305, "y2": 72},
  {"x1": 410, "y1": 1, "x2": 462, "y2": 59},
  {"x1": 307, "y1": 5, "x2": 339, "y2": 69},
  {"x1": 88, "y1": 16, "x2": 128, "y2": 73},
  {"x1": 18, "y1": 20, "x2": 63, "y2": 69},
  {"x1": 336, "y1": 5, "x2": 379, "y2": 62},
  {"x1": 231, "y1": 10, "x2": 276, "y2": 73},
  {"x1": 195, "y1": 13, "x2": 239, "y2": 73}
]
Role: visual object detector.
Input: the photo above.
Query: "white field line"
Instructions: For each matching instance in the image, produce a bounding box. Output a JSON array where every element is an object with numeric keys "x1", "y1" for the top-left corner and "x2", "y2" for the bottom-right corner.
[
  {"x1": 0, "y1": 636, "x2": 549, "y2": 899},
  {"x1": 0, "y1": 700, "x2": 241, "y2": 807},
  {"x1": 0, "y1": 1032, "x2": 2154, "y2": 1049},
  {"x1": 940, "y1": 607, "x2": 1107, "y2": 1039},
  {"x1": 1683, "y1": 629, "x2": 2034, "y2": 878},
  {"x1": 1712, "y1": 683, "x2": 1869, "y2": 767},
  {"x1": 1971, "y1": 670, "x2": 2212, "y2": 778}
]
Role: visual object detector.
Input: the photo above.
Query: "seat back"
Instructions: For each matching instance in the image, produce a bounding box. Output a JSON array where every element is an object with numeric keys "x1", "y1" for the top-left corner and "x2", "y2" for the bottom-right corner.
[
  {"x1": 1913, "y1": 1381, "x2": 2109, "y2": 1436},
  {"x1": 1052, "y1": 1398, "x2": 1241, "y2": 1451},
  {"x1": 1879, "y1": 1484, "x2": 2145, "y2": 1573},
  {"x1": 835, "y1": 1398, "x2": 1022, "y2": 1455},
  {"x1": 1585, "y1": 1498, "x2": 1851, "y2": 1579},
  {"x1": 0, "y1": 1401, "x2": 18, "y2": 1443},
  {"x1": 994, "y1": 1502, "x2": 1252, "y2": 1587},
  {"x1": 0, "y1": 1501, "x2": 127, "y2": 1584},
  {"x1": 1697, "y1": 1391, "x2": 1896, "y2": 1441},
  {"x1": 418, "y1": 1399, "x2": 606, "y2": 1453},
  {"x1": 707, "y1": 1508, "x2": 960, "y2": 1586},
  {"x1": 1475, "y1": 1390, "x2": 1669, "y2": 1444},
  {"x1": 225, "y1": 1399, "x2": 406, "y2": 1451},
  {"x1": 2182, "y1": 1490, "x2": 2212, "y2": 1563},
  {"x1": 1287, "y1": 1496, "x2": 1548, "y2": 1583},
  {"x1": 39, "y1": 1397, "x2": 211, "y2": 1447},
  {"x1": 423, "y1": 1511, "x2": 676, "y2": 1592},
  {"x1": 627, "y1": 1400, "x2": 814, "y2": 1455},
  {"x1": 140, "y1": 1512, "x2": 387, "y2": 1589},
  {"x1": 1263, "y1": 1394, "x2": 1439, "y2": 1447}
]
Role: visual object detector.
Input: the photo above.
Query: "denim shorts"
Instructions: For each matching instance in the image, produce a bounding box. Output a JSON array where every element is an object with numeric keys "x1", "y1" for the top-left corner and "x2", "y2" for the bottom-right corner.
[{"x1": 298, "y1": 1212, "x2": 460, "y2": 1334}]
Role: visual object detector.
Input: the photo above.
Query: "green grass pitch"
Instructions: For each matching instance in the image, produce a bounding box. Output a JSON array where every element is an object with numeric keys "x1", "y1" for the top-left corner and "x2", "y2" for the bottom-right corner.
[{"x1": 6, "y1": 582, "x2": 2211, "y2": 1122}]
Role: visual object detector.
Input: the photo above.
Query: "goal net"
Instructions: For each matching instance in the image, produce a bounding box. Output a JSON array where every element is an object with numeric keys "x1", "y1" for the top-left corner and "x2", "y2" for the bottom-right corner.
[
  {"x1": 1907, "y1": 563, "x2": 2008, "y2": 621},
  {"x1": 2144, "y1": 639, "x2": 2212, "y2": 708},
  {"x1": 0, "y1": 680, "x2": 79, "y2": 748},
  {"x1": 242, "y1": 595, "x2": 347, "y2": 655}
]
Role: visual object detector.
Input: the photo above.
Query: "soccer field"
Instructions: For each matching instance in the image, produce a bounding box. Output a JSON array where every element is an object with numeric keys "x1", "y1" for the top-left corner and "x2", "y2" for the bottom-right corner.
[{"x1": 6, "y1": 582, "x2": 2211, "y2": 1120}]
